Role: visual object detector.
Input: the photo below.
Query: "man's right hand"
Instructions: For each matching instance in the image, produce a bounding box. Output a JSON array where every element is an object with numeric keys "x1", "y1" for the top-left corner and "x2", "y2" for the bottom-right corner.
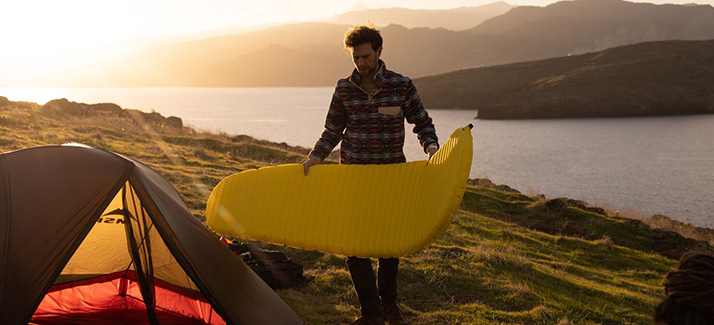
[{"x1": 302, "y1": 157, "x2": 319, "y2": 176}]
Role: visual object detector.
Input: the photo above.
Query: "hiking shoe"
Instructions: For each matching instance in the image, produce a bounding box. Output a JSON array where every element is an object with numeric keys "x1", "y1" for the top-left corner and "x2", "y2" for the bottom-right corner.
[
  {"x1": 351, "y1": 315, "x2": 386, "y2": 325},
  {"x1": 384, "y1": 307, "x2": 407, "y2": 325}
]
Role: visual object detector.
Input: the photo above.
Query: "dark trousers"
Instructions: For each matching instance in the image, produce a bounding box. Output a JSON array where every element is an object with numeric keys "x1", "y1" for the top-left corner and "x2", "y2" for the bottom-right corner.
[{"x1": 346, "y1": 256, "x2": 399, "y2": 317}]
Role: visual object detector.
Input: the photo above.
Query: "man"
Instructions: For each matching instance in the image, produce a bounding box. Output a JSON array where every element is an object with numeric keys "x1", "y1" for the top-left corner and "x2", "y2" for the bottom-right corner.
[{"x1": 303, "y1": 24, "x2": 439, "y2": 325}]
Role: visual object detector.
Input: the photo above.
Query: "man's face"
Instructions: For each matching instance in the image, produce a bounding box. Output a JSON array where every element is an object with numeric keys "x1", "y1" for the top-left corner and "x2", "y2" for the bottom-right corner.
[{"x1": 351, "y1": 43, "x2": 382, "y2": 77}]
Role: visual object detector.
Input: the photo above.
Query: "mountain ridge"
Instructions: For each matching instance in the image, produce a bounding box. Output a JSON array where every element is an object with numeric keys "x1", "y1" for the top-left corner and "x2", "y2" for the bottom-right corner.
[{"x1": 323, "y1": 2, "x2": 514, "y2": 30}]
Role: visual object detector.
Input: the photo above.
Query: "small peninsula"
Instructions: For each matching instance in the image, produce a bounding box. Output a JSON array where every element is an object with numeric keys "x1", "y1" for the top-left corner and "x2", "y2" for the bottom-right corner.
[{"x1": 414, "y1": 40, "x2": 714, "y2": 119}]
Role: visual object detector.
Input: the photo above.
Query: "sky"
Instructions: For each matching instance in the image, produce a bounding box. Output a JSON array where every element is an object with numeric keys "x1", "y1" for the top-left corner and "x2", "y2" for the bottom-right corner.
[{"x1": 1, "y1": 0, "x2": 712, "y2": 83}]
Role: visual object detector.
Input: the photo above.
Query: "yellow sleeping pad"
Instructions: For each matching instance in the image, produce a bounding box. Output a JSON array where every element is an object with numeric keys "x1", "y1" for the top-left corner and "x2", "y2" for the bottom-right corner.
[{"x1": 206, "y1": 125, "x2": 473, "y2": 258}]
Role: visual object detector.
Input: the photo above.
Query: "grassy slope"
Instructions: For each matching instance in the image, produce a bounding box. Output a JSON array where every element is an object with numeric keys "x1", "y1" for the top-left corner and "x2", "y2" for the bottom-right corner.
[
  {"x1": 281, "y1": 187, "x2": 674, "y2": 324},
  {"x1": 0, "y1": 99, "x2": 309, "y2": 217},
  {"x1": 1, "y1": 98, "x2": 677, "y2": 324}
]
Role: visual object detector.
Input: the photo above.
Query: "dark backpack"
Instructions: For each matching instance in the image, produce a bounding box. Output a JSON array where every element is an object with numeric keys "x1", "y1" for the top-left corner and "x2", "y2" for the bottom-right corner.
[{"x1": 228, "y1": 242, "x2": 310, "y2": 289}]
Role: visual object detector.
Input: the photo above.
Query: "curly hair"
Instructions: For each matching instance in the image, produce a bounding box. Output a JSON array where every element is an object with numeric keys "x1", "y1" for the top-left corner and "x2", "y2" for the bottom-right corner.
[
  {"x1": 655, "y1": 252, "x2": 714, "y2": 324},
  {"x1": 344, "y1": 22, "x2": 382, "y2": 51}
]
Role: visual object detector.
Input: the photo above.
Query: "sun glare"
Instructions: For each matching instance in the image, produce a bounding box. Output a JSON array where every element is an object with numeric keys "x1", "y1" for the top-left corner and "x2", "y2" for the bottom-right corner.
[
  {"x1": 2, "y1": 0, "x2": 712, "y2": 87},
  {"x1": 2, "y1": 2, "x2": 134, "y2": 55},
  {"x1": 0, "y1": 1, "x2": 142, "y2": 85},
  {"x1": 0, "y1": 0, "x2": 352, "y2": 86}
]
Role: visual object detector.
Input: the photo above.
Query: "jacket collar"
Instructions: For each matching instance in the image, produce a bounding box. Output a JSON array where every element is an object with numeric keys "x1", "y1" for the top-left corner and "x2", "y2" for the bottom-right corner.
[{"x1": 349, "y1": 59, "x2": 387, "y2": 88}]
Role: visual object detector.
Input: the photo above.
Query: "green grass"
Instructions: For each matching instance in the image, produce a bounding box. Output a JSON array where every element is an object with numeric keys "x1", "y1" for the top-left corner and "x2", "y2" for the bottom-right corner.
[
  {"x1": 461, "y1": 187, "x2": 709, "y2": 259},
  {"x1": 273, "y1": 207, "x2": 673, "y2": 324},
  {"x1": 0, "y1": 97, "x2": 681, "y2": 324}
]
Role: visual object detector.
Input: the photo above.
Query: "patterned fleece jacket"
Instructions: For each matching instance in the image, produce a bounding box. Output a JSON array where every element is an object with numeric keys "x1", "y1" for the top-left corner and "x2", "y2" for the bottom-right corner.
[{"x1": 308, "y1": 60, "x2": 438, "y2": 165}]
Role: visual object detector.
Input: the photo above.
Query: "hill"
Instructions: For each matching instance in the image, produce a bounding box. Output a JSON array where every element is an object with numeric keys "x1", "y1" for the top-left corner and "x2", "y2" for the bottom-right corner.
[
  {"x1": 69, "y1": 23, "x2": 353, "y2": 87},
  {"x1": 323, "y1": 2, "x2": 514, "y2": 31},
  {"x1": 473, "y1": 0, "x2": 714, "y2": 42},
  {"x1": 414, "y1": 40, "x2": 714, "y2": 119},
  {"x1": 19, "y1": 0, "x2": 714, "y2": 87},
  {"x1": 2, "y1": 95, "x2": 713, "y2": 323}
]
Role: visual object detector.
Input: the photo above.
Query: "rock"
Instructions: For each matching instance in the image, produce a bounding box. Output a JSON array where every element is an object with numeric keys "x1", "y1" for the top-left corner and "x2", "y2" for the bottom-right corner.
[
  {"x1": 644, "y1": 214, "x2": 714, "y2": 246},
  {"x1": 40, "y1": 98, "x2": 184, "y2": 129},
  {"x1": 550, "y1": 198, "x2": 608, "y2": 216},
  {"x1": 42, "y1": 98, "x2": 76, "y2": 113},
  {"x1": 545, "y1": 198, "x2": 568, "y2": 211},
  {"x1": 622, "y1": 218, "x2": 651, "y2": 230},
  {"x1": 467, "y1": 178, "x2": 496, "y2": 188},
  {"x1": 648, "y1": 214, "x2": 673, "y2": 224},
  {"x1": 92, "y1": 103, "x2": 123, "y2": 114},
  {"x1": 495, "y1": 184, "x2": 521, "y2": 194},
  {"x1": 125, "y1": 109, "x2": 184, "y2": 129},
  {"x1": 566, "y1": 199, "x2": 588, "y2": 210},
  {"x1": 467, "y1": 178, "x2": 522, "y2": 194},
  {"x1": 0, "y1": 97, "x2": 39, "y2": 110},
  {"x1": 165, "y1": 116, "x2": 183, "y2": 128},
  {"x1": 585, "y1": 206, "x2": 608, "y2": 216},
  {"x1": 651, "y1": 229, "x2": 714, "y2": 259},
  {"x1": 42, "y1": 98, "x2": 123, "y2": 117}
]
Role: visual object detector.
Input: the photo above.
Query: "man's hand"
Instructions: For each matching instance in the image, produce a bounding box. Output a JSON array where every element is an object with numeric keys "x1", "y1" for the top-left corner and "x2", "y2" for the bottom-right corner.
[
  {"x1": 302, "y1": 157, "x2": 319, "y2": 175},
  {"x1": 426, "y1": 144, "x2": 438, "y2": 164}
]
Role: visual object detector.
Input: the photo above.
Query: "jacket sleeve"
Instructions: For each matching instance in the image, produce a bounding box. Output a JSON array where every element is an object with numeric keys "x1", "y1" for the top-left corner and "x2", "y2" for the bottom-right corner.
[
  {"x1": 308, "y1": 87, "x2": 347, "y2": 162},
  {"x1": 403, "y1": 79, "x2": 438, "y2": 153}
]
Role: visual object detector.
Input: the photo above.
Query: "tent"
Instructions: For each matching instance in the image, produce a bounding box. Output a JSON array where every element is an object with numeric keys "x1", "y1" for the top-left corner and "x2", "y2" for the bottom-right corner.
[{"x1": 0, "y1": 145, "x2": 302, "y2": 324}]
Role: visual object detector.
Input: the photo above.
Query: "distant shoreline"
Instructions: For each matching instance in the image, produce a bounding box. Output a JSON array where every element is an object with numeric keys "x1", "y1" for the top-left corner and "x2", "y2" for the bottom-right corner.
[{"x1": 416, "y1": 40, "x2": 714, "y2": 119}]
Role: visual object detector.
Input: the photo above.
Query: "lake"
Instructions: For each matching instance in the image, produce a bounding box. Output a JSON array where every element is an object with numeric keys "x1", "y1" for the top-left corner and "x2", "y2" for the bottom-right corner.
[{"x1": 2, "y1": 87, "x2": 713, "y2": 228}]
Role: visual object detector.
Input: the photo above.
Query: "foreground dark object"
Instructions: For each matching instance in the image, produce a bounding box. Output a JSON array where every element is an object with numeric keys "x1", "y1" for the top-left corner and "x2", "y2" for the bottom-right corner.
[{"x1": 0, "y1": 145, "x2": 302, "y2": 324}]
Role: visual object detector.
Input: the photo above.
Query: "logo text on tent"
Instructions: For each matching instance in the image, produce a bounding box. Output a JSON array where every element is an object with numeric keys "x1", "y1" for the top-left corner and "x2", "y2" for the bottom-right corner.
[
  {"x1": 99, "y1": 208, "x2": 126, "y2": 224},
  {"x1": 97, "y1": 217, "x2": 126, "y2": 224}
]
